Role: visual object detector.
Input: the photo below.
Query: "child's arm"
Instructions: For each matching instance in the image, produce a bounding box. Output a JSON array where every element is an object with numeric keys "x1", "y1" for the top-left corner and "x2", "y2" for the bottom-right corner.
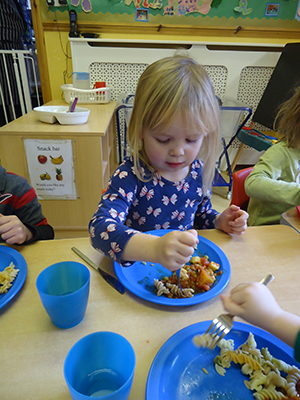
[
  {"x1": 245, "y1": 146, "x2": 300, "y2": 206},
  {"x1": 0, "y1": 213, "x2": 33, "y2": 244},
  {"x1": 122, "y1": 229, "x2": 199, "y2": 271},
  {"x1": 2, "y1": 173, "x2": 54, "y2": 244},
  {"x1": 221, "y1": 282, "x2": 300, "y2": 348},
  {"x1": 214, "y1": 205, "x2": 248, "y2": 235}
]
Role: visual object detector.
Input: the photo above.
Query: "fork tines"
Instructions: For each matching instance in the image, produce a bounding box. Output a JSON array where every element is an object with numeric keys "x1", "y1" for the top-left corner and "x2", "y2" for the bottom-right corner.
[
  {"x1": 204, "y1": 275, "x2": 274, "y2": 350},
  {"x1": 205, "y1": 315, "x2": 232, "y2": 349}
]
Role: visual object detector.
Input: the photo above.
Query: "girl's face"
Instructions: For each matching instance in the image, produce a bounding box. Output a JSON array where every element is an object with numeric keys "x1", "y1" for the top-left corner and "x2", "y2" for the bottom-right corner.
[{"x1": 141, "y1": 113, "x2": 204, "y2": 182}]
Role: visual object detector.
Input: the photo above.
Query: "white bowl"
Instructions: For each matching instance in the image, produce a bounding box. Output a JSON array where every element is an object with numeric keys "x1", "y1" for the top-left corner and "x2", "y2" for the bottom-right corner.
[{"x1": 34, "y1": 106, "x2": 90, "y2": 125}]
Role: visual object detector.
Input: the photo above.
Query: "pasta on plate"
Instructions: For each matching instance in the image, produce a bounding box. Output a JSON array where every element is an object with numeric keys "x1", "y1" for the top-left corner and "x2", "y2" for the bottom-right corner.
[
  {"x1": 0, "y1": 262, "x2": 19, "y2": 294},
  {"x1": 154, "y1": 255, "x2": 221, "y2": 299},
  {"x1": 193, "y1": 332, "x2": 300, "y2": 399}
]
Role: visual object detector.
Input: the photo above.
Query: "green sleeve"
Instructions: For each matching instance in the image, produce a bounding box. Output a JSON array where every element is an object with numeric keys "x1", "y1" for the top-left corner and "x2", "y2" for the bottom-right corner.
[
  {"x1": 245, "y1": 143, "x2": 300, "y2": 205},
  {"x1": 294, "y1": 329, "x2": 300, "y2": 363}
]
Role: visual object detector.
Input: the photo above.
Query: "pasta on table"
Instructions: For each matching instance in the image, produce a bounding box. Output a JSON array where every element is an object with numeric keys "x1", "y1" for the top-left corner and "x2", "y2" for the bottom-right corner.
[{"x1": 193, "y1": 332, "x2": 300, "y2": 399}]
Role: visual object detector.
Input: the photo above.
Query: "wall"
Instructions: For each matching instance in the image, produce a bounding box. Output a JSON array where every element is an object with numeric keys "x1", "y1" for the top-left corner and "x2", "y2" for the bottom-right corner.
[
  {"x1": 37, "y1": 0, "x2": 300, "y2": 101},
  {"x1": 42, "y1": 22, "x2": 299, "y2": 169},
  {"x1": 44, "y1": 31, "x2": 72, "y2": 101},
  {"x1": 44, "y1": 0, "x2": 300, "y2": 32}
]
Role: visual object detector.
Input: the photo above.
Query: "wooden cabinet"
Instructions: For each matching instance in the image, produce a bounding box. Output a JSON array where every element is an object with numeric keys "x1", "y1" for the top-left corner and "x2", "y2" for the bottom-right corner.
[{"x1": 0, "y1": 100, "x2": 117, "y2": 238}]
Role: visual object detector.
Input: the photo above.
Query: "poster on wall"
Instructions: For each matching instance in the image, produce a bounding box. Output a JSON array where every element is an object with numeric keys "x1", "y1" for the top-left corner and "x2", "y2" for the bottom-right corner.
[
  {"x1": 52, "y1": 0, "x2": 300, "y2": 23},
  {"x1": 23, "y1": 139, "x2": 77, "y2": 200}
]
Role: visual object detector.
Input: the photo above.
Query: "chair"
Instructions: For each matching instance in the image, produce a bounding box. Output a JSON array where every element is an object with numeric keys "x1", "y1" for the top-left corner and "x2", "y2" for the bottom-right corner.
[
  {"x1": 230, "y1": 127, "x2": 276, "y2": 171},
  {"x1": 115, "y1": 94, "x2": 134, "y2": 163},
  {"x1": 230, "y1": 167, "x2": 253, "y2": 211}
]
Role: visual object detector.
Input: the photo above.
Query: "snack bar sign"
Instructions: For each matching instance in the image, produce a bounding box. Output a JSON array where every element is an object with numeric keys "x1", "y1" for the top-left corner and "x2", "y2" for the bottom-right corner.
[{"x1": 24, "y1": 139, "x2": 77, "y2": 199}]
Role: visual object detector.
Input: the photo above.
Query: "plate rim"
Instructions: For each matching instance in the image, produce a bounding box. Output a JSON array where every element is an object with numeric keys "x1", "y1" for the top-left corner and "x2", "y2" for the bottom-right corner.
[
  {"x1": 114, "y1": 229, "x2": 231, "y2": 306},
  {"x1": 0, "y1": 245, "x2": 27, "y2": 310},
  {"x1": 146, "y1": 320, "x2": 297, "y2": 399}
]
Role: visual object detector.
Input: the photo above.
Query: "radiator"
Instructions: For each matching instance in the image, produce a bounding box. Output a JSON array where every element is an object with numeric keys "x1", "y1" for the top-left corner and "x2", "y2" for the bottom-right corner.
[{"x1": 69, "y1": 39, "x2": 283, "y2": 166}]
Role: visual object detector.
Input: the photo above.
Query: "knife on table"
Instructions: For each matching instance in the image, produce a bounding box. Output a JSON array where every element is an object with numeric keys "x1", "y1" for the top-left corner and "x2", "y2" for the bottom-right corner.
[{"x1": 71, "y1": 247, "x2": 125, "y2": 295}]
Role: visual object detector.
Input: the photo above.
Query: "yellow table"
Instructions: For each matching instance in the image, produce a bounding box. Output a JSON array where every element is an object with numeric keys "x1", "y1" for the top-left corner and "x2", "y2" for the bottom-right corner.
[
  {"x1": 0, "y1": 100, "x2": 117, "y2": 239},
  {"x1": 280, "y1": 208, "x2": 300, "y2": 234},
  {"x1": 1, "y1": 225, "x2": 300, "y2": 399}
]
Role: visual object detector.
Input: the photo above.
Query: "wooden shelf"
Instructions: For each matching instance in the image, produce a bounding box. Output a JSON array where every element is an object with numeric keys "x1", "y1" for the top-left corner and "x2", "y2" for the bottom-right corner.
[{"x1": 0, "y1": 100, "x2": 117, "y2": 239}]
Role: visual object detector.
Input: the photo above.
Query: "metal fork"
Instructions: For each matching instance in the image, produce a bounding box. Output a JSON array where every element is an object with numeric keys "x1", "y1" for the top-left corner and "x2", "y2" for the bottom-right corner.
[
  {"x1": 177, "y1": 226, "x2": 196, "y2": 292},
  {"x1": 205, "y1": 274, "x2": 274, "y2": 349},
  {"x1": 176, "y1": 268, "x2": 183, "y2": 291}
]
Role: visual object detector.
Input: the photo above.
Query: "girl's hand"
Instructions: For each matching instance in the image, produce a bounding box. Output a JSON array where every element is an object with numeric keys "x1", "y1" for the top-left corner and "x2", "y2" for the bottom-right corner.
[
  {"x1": 122, "y1": 229, "x2": 198, "y2": 271},
  {"x1": 214, "y1": 205, "x2": 248, "y2": 235},
  {"x1": 0, "y1": 213, "x2": 33, "y2": 244},
  {"x1": 220, "y1": 283, "x2": 282, "y2": 330},
  {"x1": 154, "y1": 229, "x2": 199, "y2": 271}
]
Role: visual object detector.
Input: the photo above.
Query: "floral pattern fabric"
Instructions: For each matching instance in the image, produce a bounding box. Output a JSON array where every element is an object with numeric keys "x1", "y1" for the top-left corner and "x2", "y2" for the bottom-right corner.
[{"x1": 89, "y1": 156, "x2": 219, "y2": 266}]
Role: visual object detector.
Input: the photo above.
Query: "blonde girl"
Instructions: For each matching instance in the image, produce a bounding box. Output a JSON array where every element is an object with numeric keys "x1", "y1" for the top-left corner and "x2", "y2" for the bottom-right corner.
[{"x1": 89, "y1": 55, "x2": 248, "y2": 271}]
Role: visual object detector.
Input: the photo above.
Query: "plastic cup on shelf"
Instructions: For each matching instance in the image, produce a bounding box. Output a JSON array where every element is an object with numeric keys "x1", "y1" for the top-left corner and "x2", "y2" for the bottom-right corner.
[
  {"x1": 36, "y1": 261, "x2": 90, "y2": 329},
  {"x1": 93, "y1": 81, "x2": 106, "y2": 89},
  {"x1": 72, "y1": 72, "x2": 90, "y2": 89},
  {"x1": 93, "y1": 81, "x2": 106, "y2": 98},
  {"x1": 64, "y1": 331, "x2": 136, "y2": 400}
]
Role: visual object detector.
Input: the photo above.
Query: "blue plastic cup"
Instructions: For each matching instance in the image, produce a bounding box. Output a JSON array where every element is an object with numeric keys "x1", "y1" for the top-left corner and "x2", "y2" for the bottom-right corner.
[
  {"x1": 64, "y1": 331, "x2": 136, "y2": 400},
  {"x1": 36, "y1": 261, "x2": 90, "y2": 329}
]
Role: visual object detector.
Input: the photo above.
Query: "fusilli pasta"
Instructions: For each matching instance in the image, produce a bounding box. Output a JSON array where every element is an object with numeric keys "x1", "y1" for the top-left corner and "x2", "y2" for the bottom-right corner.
[
  {"x1": 192, "y1": 331, "x2": 300, "y2": 400},
  {"x1": 193, "y1": 333, "x2": 214, "y2": 348},
  {"x1": 153, "y1": 279, "x2": 170, "y2": 296},
  {"x1": 253, "y1": 385, "x2": 287, "y2": 400},
  {"x1": 153, "y1": 254, "x2": 220, "y2": 299},
  {"x1": 0, "y1": 262, "x2": 19, "y2": 294}
]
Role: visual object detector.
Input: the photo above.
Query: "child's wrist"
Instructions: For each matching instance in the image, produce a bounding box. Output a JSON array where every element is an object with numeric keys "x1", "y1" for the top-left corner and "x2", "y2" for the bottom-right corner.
[
  {"x1": 25, "y1": 227, "x2": 33, "y2": 242},
  {"x1": 214, "y1": 215, "x2": 221, "y2": 230}
]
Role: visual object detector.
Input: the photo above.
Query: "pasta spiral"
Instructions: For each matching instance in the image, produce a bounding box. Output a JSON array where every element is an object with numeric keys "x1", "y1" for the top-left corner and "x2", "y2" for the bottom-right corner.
[
  {"x1": 253, "y1": 386, "x2": 287, "y2": 400},
  {"x1": 166, "y1": 282, "x2": 194, "y2": 298},
  {"x1": 285, "y1": 367, "x2": 300, "y2": 398},
  {"x1": 193, "y1": 334, "x2": 214, "y2": 349},
  {"x1": 153, "y1": 279, "x2": 169, "y2": 296},
  {"x1": 153, "y1": 254, "x2": 219, "y2": 298},
  {"x1": 0, "y1": 262, "x2": 19, "y2": 294},
  {"x1": 225, "y1": 350, "x2": 263, "y2": 371},
  {"x1": 192, "y1": 332, "x2": 300, "y2": 400}
]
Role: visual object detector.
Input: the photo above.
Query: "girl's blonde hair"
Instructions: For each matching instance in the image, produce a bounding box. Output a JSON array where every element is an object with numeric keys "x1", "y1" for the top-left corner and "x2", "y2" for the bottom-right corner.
[
  {"x1": 127, "y1": 55, "x2": 220, "y2": 193},
  {"x1": 273, "y1": 85, "x2": 300, "y2": 149}
]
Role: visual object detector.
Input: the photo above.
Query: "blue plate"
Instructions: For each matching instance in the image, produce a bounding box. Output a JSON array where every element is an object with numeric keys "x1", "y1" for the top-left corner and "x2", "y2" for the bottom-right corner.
[
  {"x1": 0, "y1": 245, "x2": 27, "y2": 309},
  {"x1": 114, "y1": 229, "x2": 231, "y2": 306},
  {"x1": 146, "y1": 321, "x2": 299, "y2": 400}
]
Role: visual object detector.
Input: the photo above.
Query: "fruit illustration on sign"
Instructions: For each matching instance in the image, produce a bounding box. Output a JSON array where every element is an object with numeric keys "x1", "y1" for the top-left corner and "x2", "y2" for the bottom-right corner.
[
  {"x1": 56, "y1": 168, "x2": 63, "y2": 181},
  {"x1": 40, "y1": 172, "x2": 51, "y2": 180},
  {"x1": 38, "y1": 155, "x2": 47, "y2": 164},
  {"x1": 50, "y1": 155, "x2": 64, "y2": 165}
]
